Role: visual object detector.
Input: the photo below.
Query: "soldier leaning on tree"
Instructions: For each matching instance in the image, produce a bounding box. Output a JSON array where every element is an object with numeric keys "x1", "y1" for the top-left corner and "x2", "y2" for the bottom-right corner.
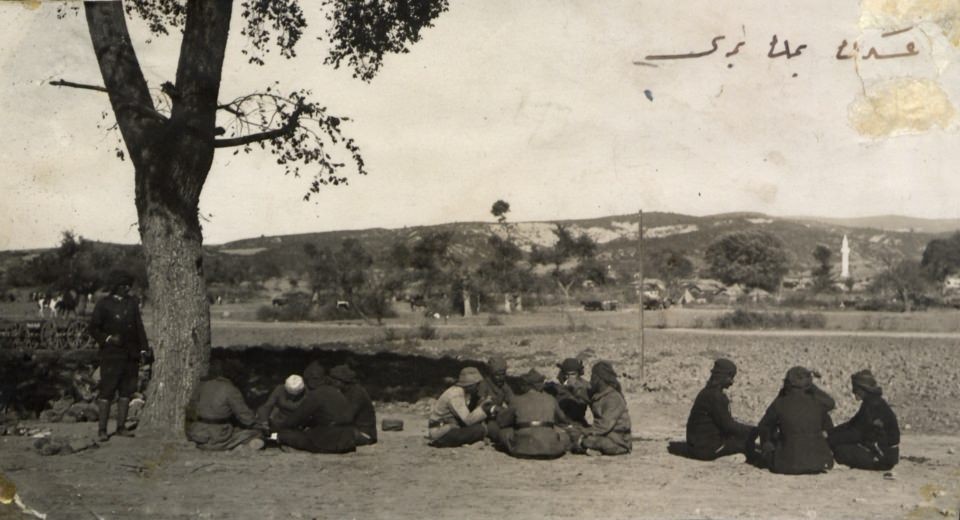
[{"x1": 88, "y1": 270, "x2": 153, "y2": 442}]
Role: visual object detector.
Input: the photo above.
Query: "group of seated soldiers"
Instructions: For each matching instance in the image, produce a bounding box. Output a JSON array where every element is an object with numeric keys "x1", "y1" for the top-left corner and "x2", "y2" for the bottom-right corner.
[
  {"x1": 428, "y1": 356, "x2": 632, "y2": 458},
  {"x1": 670, "y1": 359, "x2": 900, "y2": 474},
  {"x1": 183, "y1": 355, "x2": 899, "y2": 475},
  {"x1": 186, "y1": 359, "x2": 375, "y2": 453}
]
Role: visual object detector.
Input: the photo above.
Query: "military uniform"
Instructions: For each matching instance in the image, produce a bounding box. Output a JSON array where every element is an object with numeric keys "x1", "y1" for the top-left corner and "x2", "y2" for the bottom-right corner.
[
  {"x1": 89, "y1": 293, "x2": 148, "y2": 401},
  {"x1": 580, "y1": 386, "x2": 632, "y2": 455},
  {"x1": 256, "y1": 383, "x2": 304, "y2": 429},
  {"x1": 343, "y1": 383, "x2": 377, "y2": 446},
  {"x1": 547, "y1": 376, "x2": 590, "y2": 427},
  {"x1": 427, "y1": 384, "x2": 488, "y2": 447},
  {"x1": 496, "y1": 386, "x2": 572, "y2": 459},
  {"x1": 186, "y1": 377, "x2": 263, "y2": 451},
  {"x1": 275, "y1": 383, "x2": 357, "y2": 454},
  {"x1": 758, "y1": 368, "x2": 834, "y2": 474}
]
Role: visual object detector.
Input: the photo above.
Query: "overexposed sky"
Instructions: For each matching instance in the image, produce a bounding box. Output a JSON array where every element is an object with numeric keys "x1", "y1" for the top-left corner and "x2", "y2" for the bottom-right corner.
[{"x1": 1, "y1": 0, "x2": 958, "y2": 250}]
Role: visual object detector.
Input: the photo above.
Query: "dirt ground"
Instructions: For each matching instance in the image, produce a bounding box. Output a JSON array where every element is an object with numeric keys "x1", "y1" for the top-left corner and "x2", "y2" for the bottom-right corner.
[
  {"x1": 1, "y1": 407, "x2": 958, "y2": 520},
  {"x1": 2, "y1": 319, "x2": 960, "y2": 519}
]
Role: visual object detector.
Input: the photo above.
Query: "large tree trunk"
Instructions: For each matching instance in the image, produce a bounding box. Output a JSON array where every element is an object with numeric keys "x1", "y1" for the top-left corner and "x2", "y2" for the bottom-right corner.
[
  {"x1": 85, "y1": 0, "x2": 234, "y2": 438},
  {"x1": 137, "y1": 203, "x2": 210, "y2": 435}
]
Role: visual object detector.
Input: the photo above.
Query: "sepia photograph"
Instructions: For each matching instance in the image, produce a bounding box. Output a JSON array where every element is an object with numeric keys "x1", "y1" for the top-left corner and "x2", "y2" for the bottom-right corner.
[{"x1": 1, "y1": 0, "x2": 959, "y2": 518}]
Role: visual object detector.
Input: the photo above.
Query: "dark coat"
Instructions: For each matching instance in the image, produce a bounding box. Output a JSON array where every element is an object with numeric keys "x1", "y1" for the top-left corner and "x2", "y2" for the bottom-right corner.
[
  {"x1": 275, "y1": 384, "x2": 353, "y2": 431},
  {"x1": 343, "y1": 383, "x2": 377, "y2": 443},
  {"x1": 686, "y1": 384, "x2": 753, "y2": 451},
  {"x1": 89, "y1": 295, "x2": 148, "y2": 361},
  {"x1": 256, "y1": 384, "x2": 305, "y2": 427},
  {"x1": 829, "y1": 394, "x2": 900, "y2": 466},
  {"x1": 758, "y1": 388, "x2": 834, "y2": 474},
  {"x1": 496, "y1": 390, "x2": 571, "y2": 458}
]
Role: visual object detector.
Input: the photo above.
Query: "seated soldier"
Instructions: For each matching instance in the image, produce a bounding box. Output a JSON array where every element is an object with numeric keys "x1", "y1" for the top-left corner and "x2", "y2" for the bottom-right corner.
[
  {"x1": 669, "y1": 358, "x2": 757, "y2": 461},
  {"x1": 828, "y1": 370, "x2": 900, "y2": 471},
  {"x1": 329, "y1": 365, "x2": 378, "y2": 446},
  {"x1": 496, "y1": 369, "x2": 572, "y2": 460},
  {"x1": 186, "y1": 360, "x2": 264, "y2": 451},
  {"x1": 544, "y1": 358, "x2": 590, "y2": 427},
  {"x1": 256, "y1": 374, "x2": 305, "y2": 430},
  {"x1": 476, "y1": 356, "x2": 514, "y2": 440},
  {"x1": 427, "y1": 367, "x2": 495, "y2": 448},
  {"x1": 572, "y1": 361, "x2": 632, "y2": 456},
  {"x1": 274, "y1": 361, "x2": 356, "y2": 454},
  {"x1": 757, "y1": 366, "x2": 835, "y2": 474}
]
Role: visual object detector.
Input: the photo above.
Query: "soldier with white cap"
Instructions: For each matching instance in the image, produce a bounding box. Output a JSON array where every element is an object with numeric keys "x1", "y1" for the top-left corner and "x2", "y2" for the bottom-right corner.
[{"x1": 256, "y1": 374, "x2": 306, "y2": 429}]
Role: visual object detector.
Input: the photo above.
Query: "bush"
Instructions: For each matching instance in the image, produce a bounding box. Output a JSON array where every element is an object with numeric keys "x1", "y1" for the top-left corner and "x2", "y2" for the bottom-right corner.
[
  {"x1": 486, "y1": 315, "x2": 504, "y2": 326},
  {"x1": 417, "y1": 323, "x2": 437, "y2": 340},
  {"x1": 715, "y1": 309, "x2": 826, "y2": 330},
  {"x1": 256, "y1": 299, "x2": 312, "y2": 322}
]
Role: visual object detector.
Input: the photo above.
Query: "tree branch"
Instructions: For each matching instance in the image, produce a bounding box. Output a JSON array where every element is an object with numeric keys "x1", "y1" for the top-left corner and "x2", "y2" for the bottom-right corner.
[
  {"x1": 213, "y1": 105, "x2": 305, "y2": 148},
  {"x1": 49, "y1": 79, "x2": 108, "y2": 93}
]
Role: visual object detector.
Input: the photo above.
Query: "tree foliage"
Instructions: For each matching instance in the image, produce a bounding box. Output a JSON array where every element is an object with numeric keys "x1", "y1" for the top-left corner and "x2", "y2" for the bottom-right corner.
[
  {"x1": 811, "y1": 244, "x2": 834, "y2": 293},
  {"x1": 705, "y1": 230, "x2": 789, "y2": 292},
  {"x1": 530, "y1": 224, "x2": 604, "y2": 295},
  {"x1": 646, "y1": 249, "x2": 693, "y2": 298},
  {"x1": 921, "y1": 232, "x2": 960, "y2": 282},
  {"x1": 870, "y1": 260, "x2": 930, "y2": 312}
]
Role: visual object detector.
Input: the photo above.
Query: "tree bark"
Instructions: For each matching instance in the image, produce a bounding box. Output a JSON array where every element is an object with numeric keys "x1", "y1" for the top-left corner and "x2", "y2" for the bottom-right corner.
[{"x1": 85, "y1": 0, "x2": 235, "y2": 437}]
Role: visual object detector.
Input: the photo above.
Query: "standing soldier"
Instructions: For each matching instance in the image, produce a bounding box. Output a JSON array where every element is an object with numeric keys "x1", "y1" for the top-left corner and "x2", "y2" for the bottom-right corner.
[
  {"x1": 828, "y1": 370, "x2": 900, "y2": 471},
  {"x1": 670, "y1": 358, "x2": 757, "y2": 461},
  {"x1": 89, "y1": 270, "x2": 152, "y2": 442},
  {"x1": 573, "y1": 361, "x2": 632, "y2": 456}
]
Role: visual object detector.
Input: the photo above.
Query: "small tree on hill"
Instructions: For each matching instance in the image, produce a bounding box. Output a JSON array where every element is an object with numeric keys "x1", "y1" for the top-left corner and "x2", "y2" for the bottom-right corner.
[
  {"x1": 705, "y1": 230, "x2": 789, "y2": 293},
  {"x1": 531, "y1": 224, "x2": 604, "y2": 308}
]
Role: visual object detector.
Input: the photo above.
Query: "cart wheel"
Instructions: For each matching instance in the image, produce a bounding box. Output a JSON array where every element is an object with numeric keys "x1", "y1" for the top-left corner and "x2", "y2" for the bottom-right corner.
[
  {"x1": 66, "y1": 320, "x2": 92, "y2": 350},
  {"x1": 13, "y1": 322, "x2": 30, "y2": 350},
  {"x1": 40, "y1": 321, "x2": 57, "y2": 350}
]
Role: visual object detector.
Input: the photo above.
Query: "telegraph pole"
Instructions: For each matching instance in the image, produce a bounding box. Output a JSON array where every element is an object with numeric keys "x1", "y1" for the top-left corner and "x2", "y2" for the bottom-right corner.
[{"x1": 637, "y1": 210, "x2": 645, "y2": 382}]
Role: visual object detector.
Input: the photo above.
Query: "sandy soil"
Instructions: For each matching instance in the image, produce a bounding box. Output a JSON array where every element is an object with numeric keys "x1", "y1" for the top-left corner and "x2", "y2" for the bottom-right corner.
[
  {"x1": 1, "y1": 403, "x2": 959, "y2": 520},
  {"x1": 3, "y1": 322, "x2": 960, "y2": 519}
]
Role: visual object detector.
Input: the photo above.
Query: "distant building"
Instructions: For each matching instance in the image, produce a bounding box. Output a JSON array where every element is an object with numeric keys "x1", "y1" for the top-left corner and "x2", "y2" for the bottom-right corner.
[{"x1": 944, "y1": 274, "x2": 960, "y2": 293}]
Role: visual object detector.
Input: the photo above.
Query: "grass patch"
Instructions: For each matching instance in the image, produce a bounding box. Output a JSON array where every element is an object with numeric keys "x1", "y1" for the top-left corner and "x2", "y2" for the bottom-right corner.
[{"x1": 715, "y1": 309, "x2": 826, "y2": 330}]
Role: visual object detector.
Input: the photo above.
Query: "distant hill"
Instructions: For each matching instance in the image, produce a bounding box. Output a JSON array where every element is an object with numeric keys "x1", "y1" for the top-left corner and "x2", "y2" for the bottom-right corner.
[
  {"x1": 2, "y1": 212, "x2": 951, "y2": 288},
  {"x1": 786, "y1": 215, "x2": 960, "y2": 235},
  {"x1": 211, "y1": 212, "x2": 946, "y2": 280}
]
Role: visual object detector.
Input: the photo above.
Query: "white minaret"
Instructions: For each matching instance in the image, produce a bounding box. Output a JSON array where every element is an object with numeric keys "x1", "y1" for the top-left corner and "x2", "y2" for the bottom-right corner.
[{"x1": 841, "y1": 235, "x2": 850, "y2": 279}]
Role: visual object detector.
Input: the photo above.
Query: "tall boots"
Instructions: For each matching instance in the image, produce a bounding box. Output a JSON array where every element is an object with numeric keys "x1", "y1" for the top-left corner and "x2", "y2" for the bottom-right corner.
[
  {"x1": 97, "y1": 399, "x2": 111, "y2": 442},
  {"x1": 115, "y1": 397, "x2": 134, "y2": 437},
  {"x1": 97, "y1": 397, "x2": 134, "y2": 441}
]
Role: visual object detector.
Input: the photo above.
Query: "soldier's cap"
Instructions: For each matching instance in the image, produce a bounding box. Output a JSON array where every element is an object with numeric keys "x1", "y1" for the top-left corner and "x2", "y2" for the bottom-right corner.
[
  {"x1": 521, "y1": 369, "x2": 546, "y2": 386},
  {"x1": 785, "y1": 366, "x2": 813, "y2": 390},
  {"x1": 711, "y1": 358, "x2": 737, "y2": 376},
  {"x1": 456, "y1": 367, "x2": 483, "y2": 387},
  {"x1": 557, "y1": 358, "x2": 584, "y2": 374},
  {"x1": 487, "y1": 356, "x2": 508, "y2": 374},
  {"x1": 329, "y1": 365, "x2": 357, "y2": 384},
  {"x1": 851, "y1": 370, "x2": 881, "y2": 394},
  {"x1": 284, "y1": 374, "x2": 305, "y2": 394},
  {"x1": 109, "y1": 270, "x2": 135, "y2": 287}
]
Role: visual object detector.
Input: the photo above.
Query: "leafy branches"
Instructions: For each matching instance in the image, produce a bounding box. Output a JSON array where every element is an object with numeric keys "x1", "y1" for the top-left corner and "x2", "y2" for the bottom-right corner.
[
  {"x1": 215, "y1": 87, "x2": 367, "y2": 198},
  {"x1": 321, "y1": 0, "x2": 450, "y2": 81}
]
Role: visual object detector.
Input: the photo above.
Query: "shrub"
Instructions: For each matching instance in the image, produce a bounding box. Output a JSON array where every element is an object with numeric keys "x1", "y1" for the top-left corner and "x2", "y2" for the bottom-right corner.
[
  {"x1": 715, "y1": 309, "x2": 825, "y2": 330},
  {"x1": 486, "y1": 315, "x2": 504, "y2": 326},
  {"x1": 417, "y1": 323, "x2": 437, "y2": 340}
]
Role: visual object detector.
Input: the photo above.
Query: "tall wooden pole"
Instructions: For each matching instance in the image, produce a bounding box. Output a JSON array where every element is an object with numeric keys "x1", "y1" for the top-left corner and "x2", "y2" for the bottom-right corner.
[{"x1": 637, "y1": 210, "x2": 645, "y2": 382}]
